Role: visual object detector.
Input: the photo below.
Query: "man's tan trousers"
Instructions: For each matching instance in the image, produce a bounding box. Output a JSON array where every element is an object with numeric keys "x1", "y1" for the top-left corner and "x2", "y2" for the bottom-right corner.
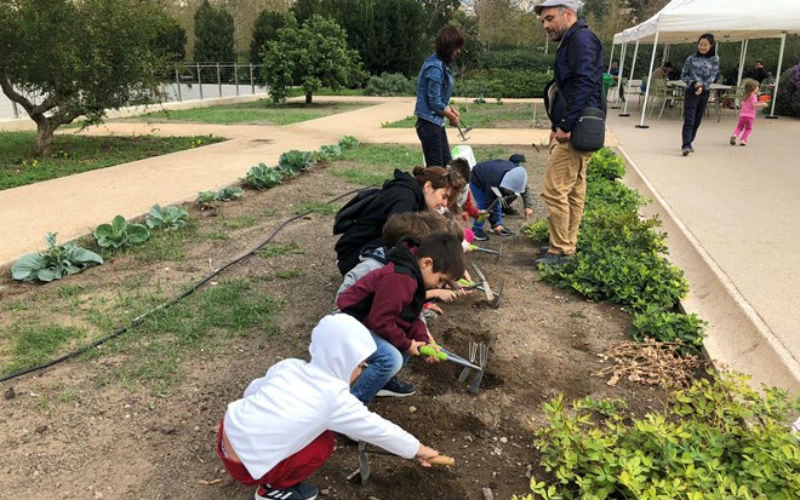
[{"x1": 540, "y1": 140, "x2": 592, "y2": 255}]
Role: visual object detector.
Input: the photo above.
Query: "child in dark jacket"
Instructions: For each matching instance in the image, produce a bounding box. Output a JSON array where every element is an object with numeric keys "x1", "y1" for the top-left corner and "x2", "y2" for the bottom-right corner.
[
  {"x1": 334, "y1": 167, "x2": 458, "y2": 276},
  {"x1": 336, "y1": 233, "x2": 465, "y2": 404}
]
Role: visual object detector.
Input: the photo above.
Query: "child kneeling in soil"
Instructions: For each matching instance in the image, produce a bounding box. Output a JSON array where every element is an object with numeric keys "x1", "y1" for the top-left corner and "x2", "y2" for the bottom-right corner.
[
  {"x1": 217, "y1": 314, "x2": 442, "y2": 500},
  {"x1": 336, "y1": 232, "x2": 465, "y2": 403}
]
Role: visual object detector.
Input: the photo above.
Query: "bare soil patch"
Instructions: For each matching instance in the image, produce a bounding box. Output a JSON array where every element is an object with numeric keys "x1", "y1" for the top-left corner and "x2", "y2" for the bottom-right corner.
[{"x1": 0, "y1": 145, "x2": 668, "y2": 500}]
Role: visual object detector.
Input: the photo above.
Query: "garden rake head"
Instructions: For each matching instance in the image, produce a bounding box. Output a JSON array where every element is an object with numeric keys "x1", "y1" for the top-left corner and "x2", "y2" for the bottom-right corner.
[
  {"x1": 453, "y1": 342, "x2": 488, "y2": 393},
  {"x1": 455, "y1": 119, "x2": 473, "y2": 142}
]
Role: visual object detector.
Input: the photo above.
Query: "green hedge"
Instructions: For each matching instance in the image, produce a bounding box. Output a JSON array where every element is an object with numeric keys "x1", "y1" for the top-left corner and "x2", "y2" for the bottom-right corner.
[
  {"x1": 476, "y1": 48, "x2": 554, "y2": 73},
  {"x1": 522, "y1": 147, "x2": 705, "y2": 349},
  {"x1": 455, "y1": 69, "x2": 551, "y2": 98}
]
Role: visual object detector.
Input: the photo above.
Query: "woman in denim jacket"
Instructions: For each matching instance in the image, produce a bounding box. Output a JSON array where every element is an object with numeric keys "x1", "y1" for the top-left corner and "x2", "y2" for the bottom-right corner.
[
  {"x1": 414, "y1": 25, "x2": 465, "y2": 168},
  {"x1": 680, "y1": 33, "x2": 720, "y2": 156}
]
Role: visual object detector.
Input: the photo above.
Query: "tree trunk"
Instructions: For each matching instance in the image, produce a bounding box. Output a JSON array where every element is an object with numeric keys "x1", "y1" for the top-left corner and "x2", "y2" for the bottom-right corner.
[
  {"x1": 305, "y1": 92, "x2": 313, "y2": 104},
  {"x1": 35, "y1": 119, "x2": 54, "y2": 157}
]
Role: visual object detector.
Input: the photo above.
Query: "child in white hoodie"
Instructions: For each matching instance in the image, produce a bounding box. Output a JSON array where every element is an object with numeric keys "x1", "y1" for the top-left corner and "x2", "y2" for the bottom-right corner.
[{"x1": 217, "y1": 314, "x2": 441, "y2": 500}]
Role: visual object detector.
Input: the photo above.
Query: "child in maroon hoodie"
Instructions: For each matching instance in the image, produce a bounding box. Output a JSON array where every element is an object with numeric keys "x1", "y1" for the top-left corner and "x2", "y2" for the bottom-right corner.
[{"x1": 336, "y1": 232, "x2": 465, "y2": 403}]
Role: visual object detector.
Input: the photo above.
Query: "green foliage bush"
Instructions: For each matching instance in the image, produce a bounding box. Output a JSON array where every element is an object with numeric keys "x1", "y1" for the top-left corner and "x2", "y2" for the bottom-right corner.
[
  {"x1": 244, "y1": 163, "x2": 284, "y2": 190},
  {"x1": 776, "y1": 64, "x2": 800, "y2": 117},
  {"x1": 631, "y1": 306, "x2": 707, "y2": 350},
  {"x1": 364, "y1": 72, "x2": 415, "y2": 96},
  {"x1": 455, "y1": 70, "x2": 551, "y2": 98},
  {"x1": 518, "y1": 372, "x2": 800, "y2": 500},
  {"x1": 197, "y1": 187, "x2": 242, "y2": 208},
  {"x1": 338, "y1": 136, "x2": 360, "y2": 150},
  {"x1": 315, "y1": 144, "x2": 343, "y2": 162},
  {"x1": 476, "y1": 49, "x2": 554, "y2": 73},
  {"x1": 145, "y1": 204, "x2": 189, "y2": 231},
  {"x1": 278, "y1": 150, "x2": 315, "y2": 173},
  {"x1": 521, "y1": 218, "x2": 549, "y2": 242},
  {"x1": 94, "y1": 215, "x2": 150, "y2": 249},
  {"x1": 11, "y1": 233, "x2": 103, "y2": 282}
]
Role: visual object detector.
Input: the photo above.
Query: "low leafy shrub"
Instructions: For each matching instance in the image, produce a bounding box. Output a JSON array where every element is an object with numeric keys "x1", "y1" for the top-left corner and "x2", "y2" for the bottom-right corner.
[
  {"x1": 519, "y1": 372, "x2": 800, "y2": 500},
  {"x1": 476, "y1": 49, "x2": 554, "y2": 72},
  {"x1": 11, "y1": 233, "x2": 103, "y2": 282},
  {"x1": 587, "y1": 147, "x2": 626, "y2": 181},
  {"x1": 338, "y1": 135, "x2": 360, "y2": 150},
  {"x1": 521, "y1": 218, "x2": 549, "y2": 242},
  {"x1": 455, "y1": 70, "x2": 551, "y2": 98},
  {"x1": 776, "y1": 63, "x2": 800, "y2": 117},
  {"x1": 278, "y1": 150, "x2": 315, "y2": 173},
  {"x1": 631, "y1": 306, "x2": 707, "y2": 350},
  {"x1": 244, "y1": 163, "x2": 284, "y2": 190},
  {"x1": 315, "y1": 144, "x2": 343, "y2": 162},
  {"x1": 94, "y1": 215, "x2": 150, "y2": 249},
  {"x1": 145, "y1": 204, "x2": 189, "y2": 231},
  {"x1": 364, "y1": 72, "x2": 415, "y2": 96},
  {"x1": 198, "y1": 187, "x2": 244, "y2": 208}
]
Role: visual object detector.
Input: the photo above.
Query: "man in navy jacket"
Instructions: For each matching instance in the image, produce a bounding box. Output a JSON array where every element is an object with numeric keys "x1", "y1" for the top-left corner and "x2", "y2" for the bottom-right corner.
[{"x1": 535, "y1": 0, "x2": 603, "y2": 266}]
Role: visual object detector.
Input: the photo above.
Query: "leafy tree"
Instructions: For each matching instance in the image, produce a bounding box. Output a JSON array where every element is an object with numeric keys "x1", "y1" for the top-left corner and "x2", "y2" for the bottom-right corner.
[
  {"x1": 291, "y1": 0, "x2": 321, "y2": 22},
  {"x1": 294, "y1": 0, "x2": 428, "y2": 77},
  {"x1": 154, "y1": 15, "x2": 188, "y2": 66},
  {"x1": 263, "y1": 13, "x2": 364, "y2": 104},
  {"x1": 0, "y1": 0, "x2": 167, "y2": 156},
  {"x1": 193, "y1": 0, "x2": 235, "y2": 62},
  {"x1": 421, "y1": 0, "x2": 461, "y2": 37},
  {"x1": 249, "y1": 9, "x2": 286, "y2": 64}
]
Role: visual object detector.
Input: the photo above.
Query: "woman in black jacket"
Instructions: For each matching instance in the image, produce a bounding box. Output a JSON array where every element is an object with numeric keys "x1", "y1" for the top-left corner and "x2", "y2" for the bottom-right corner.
[
  {"x1": 335, "y1": 166, "x2": 459, "y2": 275},
  {"x1": 680, "y1": 33, "x2": 720, "y2": 156}
]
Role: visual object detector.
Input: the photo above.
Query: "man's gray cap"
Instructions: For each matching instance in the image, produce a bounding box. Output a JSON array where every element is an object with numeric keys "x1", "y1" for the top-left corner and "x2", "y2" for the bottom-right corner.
[
  {"x1": 534, "y1": 0, "x2": 579, "y2": 15},
  {"x1": 499, "y1": 166, "x2": 528, "y2": 194}
]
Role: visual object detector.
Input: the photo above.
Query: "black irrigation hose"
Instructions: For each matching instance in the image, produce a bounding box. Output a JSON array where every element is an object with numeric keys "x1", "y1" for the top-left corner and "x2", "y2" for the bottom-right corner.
[{"x1": 0, "y1": 186, "x2": 372, "y2": 384}]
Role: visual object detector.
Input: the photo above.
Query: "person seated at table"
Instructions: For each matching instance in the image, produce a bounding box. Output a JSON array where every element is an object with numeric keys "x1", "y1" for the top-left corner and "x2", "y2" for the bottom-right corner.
[
  {"x1": 724, "y1": 65, "x2": 739, "y2": 86},
  {"x1": 641, "y1": 61, "x2": 672, "y2": 92},
  {"x1": 744, "y1": 59, "x2": 768, "y2": 83}
]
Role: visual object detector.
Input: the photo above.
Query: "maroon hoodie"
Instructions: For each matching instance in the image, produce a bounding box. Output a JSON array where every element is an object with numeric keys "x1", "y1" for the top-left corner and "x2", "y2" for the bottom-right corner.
[{"x1": 336, "y1": 244, "x2": 427, "y2": 352}]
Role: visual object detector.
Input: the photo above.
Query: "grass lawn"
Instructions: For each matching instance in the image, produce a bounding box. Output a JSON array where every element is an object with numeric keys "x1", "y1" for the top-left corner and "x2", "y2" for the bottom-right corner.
[
  {"x1": 127, "y1": 99, "x2": 370, "y2": 126},
  {"x1": 328, "y1": 143, "x2": 517, "y2": 186},
  {"x1": 385, "y1": 102, "x2": 542, "y2": 128},
  {"x1": 0, "y1": 132, "x2": 223, "y2": 191}
]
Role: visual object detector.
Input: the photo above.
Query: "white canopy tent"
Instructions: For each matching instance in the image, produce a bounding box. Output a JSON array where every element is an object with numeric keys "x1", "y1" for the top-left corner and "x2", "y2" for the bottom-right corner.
[{"x1": 609, "y1": 0, "x2": 800, "y2": 126}]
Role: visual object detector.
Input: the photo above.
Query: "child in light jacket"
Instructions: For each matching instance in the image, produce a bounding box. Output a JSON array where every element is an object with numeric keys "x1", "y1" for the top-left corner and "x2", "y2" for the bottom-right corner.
[
  {"x1": 217, "y1": 314, "x2": 441, "y2": 500},
  {"x1": 730, "y1": 79, "x2": 767, "y2": 146}
]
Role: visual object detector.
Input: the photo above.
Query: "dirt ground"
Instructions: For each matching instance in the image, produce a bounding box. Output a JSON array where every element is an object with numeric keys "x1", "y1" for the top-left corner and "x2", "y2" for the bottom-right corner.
[{"x1": 0, "y1": 146, "x2": 668, "y2": 500}]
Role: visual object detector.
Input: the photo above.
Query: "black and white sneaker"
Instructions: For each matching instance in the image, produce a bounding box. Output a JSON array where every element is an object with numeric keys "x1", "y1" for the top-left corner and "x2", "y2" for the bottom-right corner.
[
  {"x1": 376, "y1": 376, "x2": 416, "y2": 397},
  {"x1": 255, "y1": 482, "x2": 319, "y2": 500}
]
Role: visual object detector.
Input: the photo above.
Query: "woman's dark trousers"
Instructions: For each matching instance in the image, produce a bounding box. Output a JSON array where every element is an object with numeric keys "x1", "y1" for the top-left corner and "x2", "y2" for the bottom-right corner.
[
  {"x1": 682, "y1": 89, "x2": 710, "y2": 148},
  {"x1": 416, "y1": 118, "x2": 452, "y2": 168}
]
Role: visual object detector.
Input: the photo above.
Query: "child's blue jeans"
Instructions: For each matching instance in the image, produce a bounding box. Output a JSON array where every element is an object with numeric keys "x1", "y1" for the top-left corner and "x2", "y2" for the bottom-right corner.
[
  {"x1": 470, "y1": 181, "x2": 501, "y2": 233},
  {"x1": 351, "y1": 331, "x2": 410, "y2": 405}
]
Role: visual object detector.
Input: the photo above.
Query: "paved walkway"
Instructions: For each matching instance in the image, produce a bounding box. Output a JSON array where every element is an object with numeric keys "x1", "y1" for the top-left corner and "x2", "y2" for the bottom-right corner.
[{"x1": 608, "y1": 109, "x2": 800, "y2": 392}]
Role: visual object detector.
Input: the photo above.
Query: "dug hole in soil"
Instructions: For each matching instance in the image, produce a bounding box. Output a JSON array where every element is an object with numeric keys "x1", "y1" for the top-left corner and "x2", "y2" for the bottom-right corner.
[{"x1": 0, "y1": 145, "x2": 668, "y2": 500}]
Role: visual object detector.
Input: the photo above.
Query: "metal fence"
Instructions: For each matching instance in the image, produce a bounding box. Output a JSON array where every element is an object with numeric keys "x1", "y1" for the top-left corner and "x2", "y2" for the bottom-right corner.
[{"x1": 0, "y1": 63, "x2": 269, "y2": 121}]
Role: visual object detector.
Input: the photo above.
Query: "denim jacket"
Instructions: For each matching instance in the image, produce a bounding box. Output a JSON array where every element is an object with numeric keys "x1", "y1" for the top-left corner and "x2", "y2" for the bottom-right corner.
[{"x1": 414, "y1": 54, "x2": 454, "y2": 126}]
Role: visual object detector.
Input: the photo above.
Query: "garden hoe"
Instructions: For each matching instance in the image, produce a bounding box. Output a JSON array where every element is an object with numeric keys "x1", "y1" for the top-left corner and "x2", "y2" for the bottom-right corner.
[
  {"x1": 348, "y1": 440, "x2": 455, "y2": 485},
  {"x1": 455, "y1": 118, "x2": 473, "y2": 142},
  {"x1": 420, "y1": 344, "x2": 488, "y2": 394}
]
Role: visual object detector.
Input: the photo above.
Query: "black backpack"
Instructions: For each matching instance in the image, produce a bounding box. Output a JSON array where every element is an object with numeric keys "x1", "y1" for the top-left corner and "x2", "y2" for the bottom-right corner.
[{"x1": 333, "y1": 188, "x2": 381, "y2": 235}]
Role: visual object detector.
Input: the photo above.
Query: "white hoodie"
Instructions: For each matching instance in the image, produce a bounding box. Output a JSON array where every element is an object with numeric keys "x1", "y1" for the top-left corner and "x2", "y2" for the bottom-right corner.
[{"x1": 223, "y1": 314, "x2": 421, "y2": 479}]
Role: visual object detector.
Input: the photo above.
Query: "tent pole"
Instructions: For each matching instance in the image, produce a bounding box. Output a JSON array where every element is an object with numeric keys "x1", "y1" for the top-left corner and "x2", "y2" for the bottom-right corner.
[
  {"x1": 662, "y1": 44, "x2": 670, "y2": 64},
  {"x1": 620, "y1": 39, "x2": 640, "y2": 117},
  {"x1": 737, "y1": 39, "x2": 748, "y2": 87},
  {"x1": 613, "y1": 42, "x2": 627, "y2": 109},
  {"x1": 608, "y1": 43, "x2": 616, "y2": 72},
  {"x1": 767, "y1": 32, "x2": 787, "y2": 119},
  {"x1": 637, "y1": 31, "x2": 660, "y2": 129}
]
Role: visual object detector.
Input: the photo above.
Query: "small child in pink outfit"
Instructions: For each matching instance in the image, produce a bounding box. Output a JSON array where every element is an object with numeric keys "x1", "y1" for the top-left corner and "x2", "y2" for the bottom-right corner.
[{"x1": 730, "y1": 79, "x2": 767, "y2": 146}]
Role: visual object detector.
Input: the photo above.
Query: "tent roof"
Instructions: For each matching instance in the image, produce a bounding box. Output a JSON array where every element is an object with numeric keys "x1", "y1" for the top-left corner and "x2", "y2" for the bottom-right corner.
[{"x1": 613, "y1": 0, "x2": 800, "y2": 44}]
